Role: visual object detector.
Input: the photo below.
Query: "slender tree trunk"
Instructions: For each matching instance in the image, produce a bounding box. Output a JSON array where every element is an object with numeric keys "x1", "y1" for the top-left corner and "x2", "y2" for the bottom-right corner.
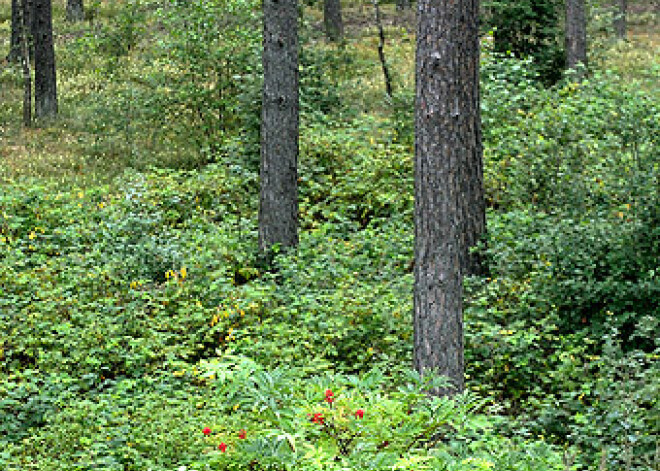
[
  {"x1": 34, "y1": 0, "x2": 58, "y2": 119},
  {"x1": 614, "y1": 0, "x2": 627, "y2": 40},
  {"x1": 8, "y1": 0, "x2": 35, "y2": 61},
  {"x1": 414, "y1": 0, "x2": 482, "y2": 395},
  {"x1": 396, "y1": 0, "x2": 410, "y2": 10},
  {"x1": 323, "y1": 0, "x2": 343, "y2": 42},
  {"x1": 66, "y1": 0, "x2": 84, "y2": 22},
  {"x1": 373, "y1": 0, "x2": 392, "y2": 98},
  {"x1": 19, "y1": 0, "x2": 32, "y2": 126},
  {"x1": 259, "y1": 0, "x2": 299, "y2": 253},
  {"x1": 566, "y1": 0, "x2": 587, "y2": 79},
  {"x1": 8, "y1": 0, "x2": 21, "y2": 62}
]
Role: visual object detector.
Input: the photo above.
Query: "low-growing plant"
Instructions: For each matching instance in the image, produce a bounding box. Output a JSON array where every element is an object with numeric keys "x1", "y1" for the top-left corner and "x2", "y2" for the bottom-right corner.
[{"x1": 185, "y1": 361, "x2": 567, "y2": 471}]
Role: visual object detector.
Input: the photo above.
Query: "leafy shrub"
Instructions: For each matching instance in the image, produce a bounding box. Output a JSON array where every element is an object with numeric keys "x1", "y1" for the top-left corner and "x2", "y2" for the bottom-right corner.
[
  {"x1": 465, "y1": 206, "x2": 659, "y2": 470},
  {"x1": 185, "y1": 361, "x2": 566, "y2": 471},
  {"x1": 483, "y1": 70, "x2": 658, "y2": 212},
  {"x1": 300, "y1": 118, "x2": 413, "y2": 230},
  {"x1": 482, "y1": 0, "x2": 565, "y2": 84}
]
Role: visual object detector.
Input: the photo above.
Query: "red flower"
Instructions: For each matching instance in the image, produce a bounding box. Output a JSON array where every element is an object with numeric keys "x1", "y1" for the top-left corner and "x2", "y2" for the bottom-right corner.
[
  {"x1": 325, "y1": 389, "x2": 334, "y2": 404},
  {"x1": 238, "y1": 429, "x2": 247, "y2": 439},
  {"x1": 218, "y1": 442, "x2": 227, "y2": 452},
  {"x1": 202, "y1": 427, "x2": 212, "y2": 436},
  {"x1": 354, "y1": 409, "x2": 364, "y2": 419},
  {"x1": 311, "y1": 413, "x2": 324, "y2": 424}
]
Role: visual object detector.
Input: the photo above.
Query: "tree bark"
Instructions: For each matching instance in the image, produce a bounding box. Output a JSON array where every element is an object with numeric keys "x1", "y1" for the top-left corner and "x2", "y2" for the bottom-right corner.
[
  {"x1": 614, "y1": 0, "x2": 627, "y2": 40},
  {"x1": 19, "y1": 0, "x2": 32, "y2": 127},
  {"x1": 66, "y1": 0, "x2": 84, "y2": 22},
  {"x1": 414, "y1": 0, "x2": 483, "y2": 395},
  {"x1": 566, "y1": 0, "x2": 587, "y2": 79},
  {"x1": 259, "y1": 0, "x2": 299, "y2": 253},
  {"x1": 323, "y1": 0, "x2": 343, "y2": 42},
  {"x1": 34, "y1": 0, "x2": 58, "y2": 119},
  {"x1": 8, "y1": 0, "x2": 35, "y2": 62}
]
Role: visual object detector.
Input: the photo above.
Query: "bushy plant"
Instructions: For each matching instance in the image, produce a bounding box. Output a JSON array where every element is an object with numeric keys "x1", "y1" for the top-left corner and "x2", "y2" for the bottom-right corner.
[
  {"x1": 156, "y1": 0, "x2": 262, "y2": 165},
  {"x1": 482, "y1": 0, "x2": 565, "y2": 84},
  {"x1": 465, "y1": 205, "x2": 658, "y2": 469},
  {"x1": 184, "y1": 361, "x2": 566, "y2": 471}
]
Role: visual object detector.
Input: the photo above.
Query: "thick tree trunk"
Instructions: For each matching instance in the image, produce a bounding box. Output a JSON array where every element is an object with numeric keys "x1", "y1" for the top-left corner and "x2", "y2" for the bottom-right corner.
[
  {"x1": 66, "y1": 0, "x2": 84, "y2": 22},
  {"x1": 323, "y1": 0, "x2": 343, "y2": 42},
  {"x1": 462, "y1": 99, "x2": 487, "y2": 277},
  {"x1": 614, "y1": 0, "x2": 627, "y2": 40},
  {"x1": 566, "y1": 0, "x2": 587, "y2": 78},
  {"x1": 414, "y1": 0, "x2": 482, "y2": 395},
  {"x1": 34, "y1": 0, "x2": 58, "y2": 119},
  {"x1": 259, "y1": 0, "x2": 299, "y2": 253}
]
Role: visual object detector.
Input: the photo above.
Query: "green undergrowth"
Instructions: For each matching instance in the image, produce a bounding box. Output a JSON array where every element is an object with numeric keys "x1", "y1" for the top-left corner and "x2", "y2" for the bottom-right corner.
[{"x1": 1, "y1": 0, "x2": 659, "y2": 469}]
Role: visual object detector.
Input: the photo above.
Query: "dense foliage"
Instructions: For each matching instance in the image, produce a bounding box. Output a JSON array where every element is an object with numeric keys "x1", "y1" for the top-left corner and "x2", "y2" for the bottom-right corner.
[
  {"x1": 482, "y1": 0, "x2": 565, "y2": 84},
  {"x1": 0, "y1": 0, "x2": 658, "y2": 470}
]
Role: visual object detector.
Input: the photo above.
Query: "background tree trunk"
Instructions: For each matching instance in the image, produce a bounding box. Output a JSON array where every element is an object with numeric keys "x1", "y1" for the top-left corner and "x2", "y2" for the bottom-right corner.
[
  {"x1": 373, "y1": 0, "x2": 392, "y2": 97},
  {"x1": 8, "y1": 0, "x2": 21, "y2": 62},
  {"x1": 396, "y1": 0, "x2": 410, "y2": 10},
  {"x1": 323, "y1": 0, "x2": 343, "y2": 42},
  {"x1": 66, "y1": 0, "x2": 84, "y2": 22},
  {"x1": 614, "y1": 0, "x2": 627, "y2": 40},
  {"x1": 8, "y1": 0, "x2": 35, "y2": 61},
  {"x1": 19, "y1": 0, "x2": 32, "y2": 126},
  {"x1": 566, "y1": 0, "x2": 587, "y2": 78},
  {"x1": 414, "y1": 0, "x2": 482, "y2": 395},
  {"x1": 34, "y1": 0, "x2": 58, "y2": 119},
  {"x1": 259, "y1": 0, "x2": 299, "y2": 253}
]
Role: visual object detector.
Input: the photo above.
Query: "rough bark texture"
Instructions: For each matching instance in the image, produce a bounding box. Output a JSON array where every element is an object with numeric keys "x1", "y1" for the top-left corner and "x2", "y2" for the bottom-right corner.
[
  {"x1": 414, "y1": 0, "x2": 482, "y2": 395},
  {"x1": 259, "y1": 0, "x2": 299, "y2": 253},
  {"x1": 66, "y1": 0, "x2": 84, "y2": 22},
  {"x1": 323, "y1": 0, "x2": 343, "y2": 42},
  {"x1": 462, "y1": 92, "x2": 486, "y2": 277},
  {"x1": 34, "y1": 0, "x2": 58, "y2": 119},
  {"x1": 614, "y1": 0, "x2": 627, "y2": 40},
  {"x1": 566, "y1": 0, "x2": 587, "y2": 77}
]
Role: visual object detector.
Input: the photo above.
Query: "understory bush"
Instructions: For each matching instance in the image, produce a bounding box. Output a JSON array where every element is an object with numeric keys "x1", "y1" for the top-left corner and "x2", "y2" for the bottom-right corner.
[
  {"x1": 482, "y1": 0, "x2": 565, "y2": 84},
  {"x1": 1, "y1": 2, "x2": 658, "y2": 469}
]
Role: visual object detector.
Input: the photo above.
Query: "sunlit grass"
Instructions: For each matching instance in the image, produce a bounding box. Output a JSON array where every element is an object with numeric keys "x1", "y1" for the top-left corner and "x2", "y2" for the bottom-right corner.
[{"x1": 602, "y1": 20, "x2": 660, "y2": 83}]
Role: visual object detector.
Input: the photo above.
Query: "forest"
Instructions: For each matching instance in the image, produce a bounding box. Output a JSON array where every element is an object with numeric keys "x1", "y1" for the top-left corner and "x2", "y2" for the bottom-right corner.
[{"x1": 0, "y1": 0, "x2": 658, "y2": 470}]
